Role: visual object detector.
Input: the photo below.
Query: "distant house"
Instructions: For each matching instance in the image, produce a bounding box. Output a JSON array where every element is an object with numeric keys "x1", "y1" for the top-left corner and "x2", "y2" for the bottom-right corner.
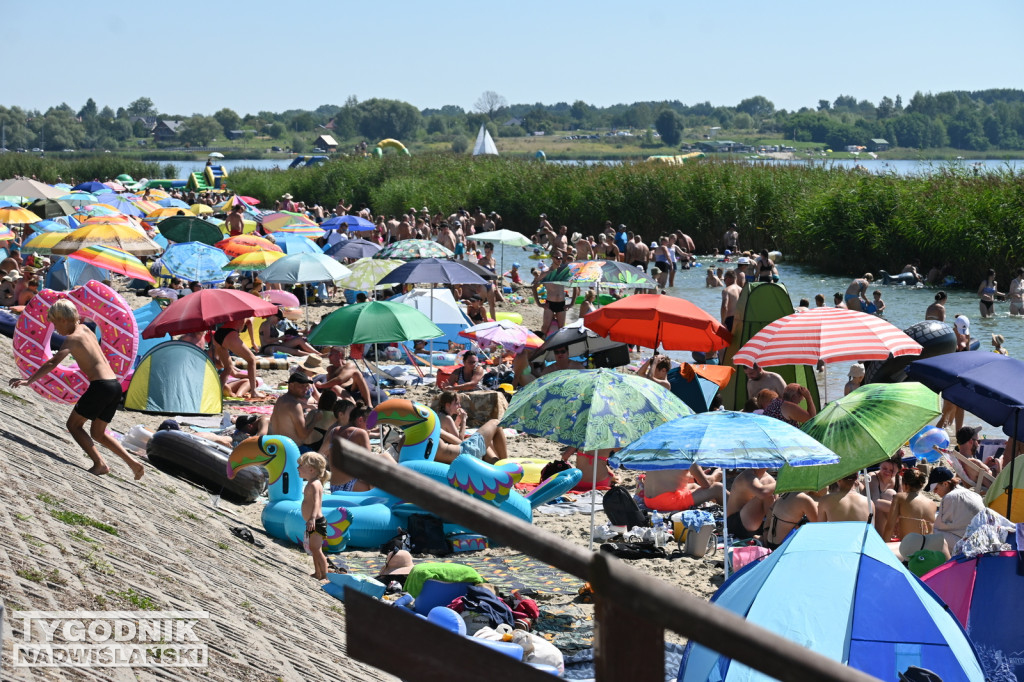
[
  {"x1": 869, "y1": 138, "x2": 890, "y2": 152},
  {"x1": 128, "y1": 116, "x2": 158, "y2": 131},
  {"x1": 153, "y1": 120, "x2": 184, "y2": 143},
  {"x1": 503, "y1": 117, "x2": 524, "y2": 127},
  {"x1": 226, "y1": 129, "x2": 257, "y2": 141},
  {"x1": 314, "y1": 134, "x2": 338, "y2": 151}
]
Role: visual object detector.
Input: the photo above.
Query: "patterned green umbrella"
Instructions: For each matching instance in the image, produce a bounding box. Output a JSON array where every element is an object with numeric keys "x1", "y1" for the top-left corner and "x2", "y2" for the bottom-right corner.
[
  {"x1": 540, "y1": 259, "x2": 657, "y2": 290},
  {"x1": 374, "y1": 239, "x2": 454, "y2": 261},
  {"x1": 337, "y1": 257, "x2": 404, "y2": 290},
  {"x1": 775, "y1": 382, "x2": 940, "y2": 493},
  {"x1": 499, "y1": 368, "x2": 693, "y2": 452}
]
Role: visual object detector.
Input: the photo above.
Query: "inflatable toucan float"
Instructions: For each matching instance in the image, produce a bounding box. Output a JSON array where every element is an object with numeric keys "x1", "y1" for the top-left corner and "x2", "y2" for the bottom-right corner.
[{"x1": 227, "y1": 399, "x2": 581, "y2": 552}]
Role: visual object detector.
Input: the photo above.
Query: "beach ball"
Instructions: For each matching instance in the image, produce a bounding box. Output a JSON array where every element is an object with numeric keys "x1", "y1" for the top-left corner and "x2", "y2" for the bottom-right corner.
[{"x1": 909, "y1": 426, "x2": 949, "y2": 462}]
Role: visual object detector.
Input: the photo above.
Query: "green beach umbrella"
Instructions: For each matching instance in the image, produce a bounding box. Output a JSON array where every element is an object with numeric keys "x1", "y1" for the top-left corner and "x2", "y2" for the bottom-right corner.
[
  {"x1": 308, "y1": 301, "x2": 443, "y2": 347},
  {"x1": 157, "y1": 215, "x2": 224, "y2": 246},
  {"x1": 500, "y1": 368, "x2": 693, "y2": 453},
  {"x1": 775, "y1": 382, "x2": 940, "y2": 493}
]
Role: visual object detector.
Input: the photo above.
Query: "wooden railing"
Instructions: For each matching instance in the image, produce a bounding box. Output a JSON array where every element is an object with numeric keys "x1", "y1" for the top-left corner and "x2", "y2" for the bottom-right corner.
[{"x1": 335, "y1": 443, "x2": 879, "y2": 682}]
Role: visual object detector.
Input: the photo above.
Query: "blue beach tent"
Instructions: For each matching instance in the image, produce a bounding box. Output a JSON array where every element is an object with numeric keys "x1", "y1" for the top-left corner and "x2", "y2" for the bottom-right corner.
[
  {"x1": 133, "y1": 300, "x2": 171, "y2": 366},
  {"x1": 678, "y1": 522, "x2": 985, "y2": 682},
  {"x1": 124, "y1": 341, "x2": 222, "y2": 415},
  {"x1": 44, "y1": 257, "x2": 110, "y2": 291}
]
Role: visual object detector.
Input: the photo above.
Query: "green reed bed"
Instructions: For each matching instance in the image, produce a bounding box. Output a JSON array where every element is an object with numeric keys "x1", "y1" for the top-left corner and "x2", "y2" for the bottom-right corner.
[
  {"x1": 207, "y1": 156, "x2": 1024, "y2": 280},
  {"x1": 0, "y1": 155, "x2": 173, "y2": 185}
]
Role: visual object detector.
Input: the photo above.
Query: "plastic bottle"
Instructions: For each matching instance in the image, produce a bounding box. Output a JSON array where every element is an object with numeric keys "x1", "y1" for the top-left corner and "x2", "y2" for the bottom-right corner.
[{"x1": 651, "y1": 511, "x2": 665, "y2": 547}]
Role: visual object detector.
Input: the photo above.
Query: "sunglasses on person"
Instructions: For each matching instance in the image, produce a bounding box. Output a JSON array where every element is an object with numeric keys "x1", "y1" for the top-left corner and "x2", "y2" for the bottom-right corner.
[{"x1": 554, "y1": 349, "x2": 568, "y2": 356}]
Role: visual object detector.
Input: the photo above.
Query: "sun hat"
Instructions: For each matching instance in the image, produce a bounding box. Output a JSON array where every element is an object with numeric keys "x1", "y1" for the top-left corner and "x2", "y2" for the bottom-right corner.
[
  {"x1": 848, "y1": 363, "x2": 866, "y2": 379},
  {"x1": 300, "y1": 355, "x2": 323, "y2": 373},
  {"x1": 282, "y1": 193, "x2": 293, "y2": 200},
  {"x1": 571, "y1": 232, "x2": 582, "y2": 243},
  {"x1": 992, "y1": 333, "x2": 1005, "y2": 347}
]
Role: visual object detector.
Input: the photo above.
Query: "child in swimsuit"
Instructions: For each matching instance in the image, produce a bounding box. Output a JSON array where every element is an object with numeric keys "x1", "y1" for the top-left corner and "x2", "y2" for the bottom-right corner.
[
  {"x1": 9, "y1": 299, "x2": 145, "y2": 480},
  {"x1": 299, "y1": 452, "x2": 330, "y2": 580},
  {"x1": 562, "y1": 447, "x2": 617, "y2": 491}
]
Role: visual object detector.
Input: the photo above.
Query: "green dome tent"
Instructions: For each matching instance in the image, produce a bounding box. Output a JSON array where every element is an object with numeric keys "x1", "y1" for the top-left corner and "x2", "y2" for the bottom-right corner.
[{"x1": 125, "y1": 340, "x2": 222, "y2": 415}]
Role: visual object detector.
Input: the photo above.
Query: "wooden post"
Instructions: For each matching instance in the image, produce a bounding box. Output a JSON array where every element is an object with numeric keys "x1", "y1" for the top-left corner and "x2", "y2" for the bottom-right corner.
[
  {"x1": 345, "y1": 590, "x2": 553, "y2": 681},
  {"x1": 595, "y1": 595, "x2": 664, "y2": 680},
  {"x1": 335, "y1": 442, "x2": 880, "y2": 682}
]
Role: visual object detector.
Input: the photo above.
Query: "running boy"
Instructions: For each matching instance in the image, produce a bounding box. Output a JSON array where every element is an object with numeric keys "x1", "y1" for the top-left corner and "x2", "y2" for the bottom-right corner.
[
  {"x1": 10, "y1": 300, "x2": 145, "y2": 479},
  {"x1": 299, "y1": 451, "x2": 330, "y2": 580}
]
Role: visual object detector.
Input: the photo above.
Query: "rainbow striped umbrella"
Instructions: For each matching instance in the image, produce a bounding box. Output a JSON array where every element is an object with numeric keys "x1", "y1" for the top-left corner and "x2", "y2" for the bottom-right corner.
[
  {"x1": 68, "y1": 245, "x2": 155, "y2": 284},
  {"x1": 223, "y1": 250, "x2": 285, "y2": 271},
  {"x1": 260, "y1": 211, "x2": 317, "y2": 231},
  {"x1": 0, "y1": 223, "x2": 15, "y2": 240},
  {"x1": 263, "y1": 223, "x2": 325, "y2": 239}
]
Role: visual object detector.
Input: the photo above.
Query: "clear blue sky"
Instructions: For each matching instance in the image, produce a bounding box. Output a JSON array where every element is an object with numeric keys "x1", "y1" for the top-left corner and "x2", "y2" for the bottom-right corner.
[{"x1": 6, "y1": 0, "x2": 1022, "y2": 116}]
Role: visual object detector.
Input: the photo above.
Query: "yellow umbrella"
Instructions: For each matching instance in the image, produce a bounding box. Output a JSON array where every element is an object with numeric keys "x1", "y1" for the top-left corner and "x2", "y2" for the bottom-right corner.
[
  {"x1": 22, "y1": 231, "x2": 68, "y2": 254},
  {"x1": 143, "y1": 189, "x2": 171, "y2": 200},
  {"x1": 147, "y1": 207, "x2": 190, "y2": 219},
  {"x1": 50, "y1": 223, "x2": 162, "y2": 257},
  {"x1": 191, "y1": 204, "x2": 213, "y2": 216},
  {"x1": 223, "y1": 250, "x2": 285, "y2": 271},
  {"x1": 0, "y1": 206, "x2": 41, "y2": 224}
]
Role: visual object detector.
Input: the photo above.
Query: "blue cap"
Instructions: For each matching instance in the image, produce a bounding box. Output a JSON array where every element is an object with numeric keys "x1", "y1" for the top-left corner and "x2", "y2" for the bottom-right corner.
[
  {"x1": 724, "y1": 249, "x2": 732, "y2": 255},
  {"x1": 512, "y1": 262, "x2": 520, "y2": 268}
]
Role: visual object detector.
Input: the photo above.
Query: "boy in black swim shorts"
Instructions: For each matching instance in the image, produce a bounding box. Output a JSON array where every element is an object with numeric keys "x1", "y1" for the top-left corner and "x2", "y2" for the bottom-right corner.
[
  {"x1": 10, "y1": 299, "x2": 145, "y2": 479},
  {"x1": 299, "y1": 452, "x2": 330, "y2": 580}
]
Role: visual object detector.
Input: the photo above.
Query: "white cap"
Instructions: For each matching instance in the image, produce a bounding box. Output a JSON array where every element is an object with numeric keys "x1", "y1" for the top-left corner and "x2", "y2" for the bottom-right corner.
[
  {"x1": 954, "y1": 315, "x2": 970, "y2": 336},
  {"x1": 848, "y1": 363, "x2": 865, "y2": 379}
]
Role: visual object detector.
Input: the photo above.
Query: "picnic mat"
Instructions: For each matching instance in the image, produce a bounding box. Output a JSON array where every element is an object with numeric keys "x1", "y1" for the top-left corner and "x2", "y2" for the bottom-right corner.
[
  {"x1": 535, "y1": 603, "x2": 594, "y2": 653},
  {"x1": 333, "y1": 553, "x2": 585, "y2": 597}
]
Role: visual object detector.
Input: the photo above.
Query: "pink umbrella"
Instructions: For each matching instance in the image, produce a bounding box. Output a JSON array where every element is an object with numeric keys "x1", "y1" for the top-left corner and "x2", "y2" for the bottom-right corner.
[
  {"x1": 459, "y1": 320, "x2": 543, "y2": 353},
  {"x1": 732, "y1": 307, "x2": 922, "y2": 401},
  {"x1": 261, "y1": 290, "x2": 301, "y2": 307}
]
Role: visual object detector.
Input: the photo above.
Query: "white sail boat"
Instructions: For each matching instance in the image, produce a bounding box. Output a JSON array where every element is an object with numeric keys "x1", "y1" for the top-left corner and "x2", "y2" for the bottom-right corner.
[{"x1": 472, "y1": 124, "x2": 499, "y2": 156}]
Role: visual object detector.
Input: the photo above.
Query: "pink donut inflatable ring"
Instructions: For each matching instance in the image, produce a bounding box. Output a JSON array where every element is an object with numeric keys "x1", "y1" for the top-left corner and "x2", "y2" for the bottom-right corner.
[{"x1": 13, "y1": 281, "x2": 139, "y2": 404}]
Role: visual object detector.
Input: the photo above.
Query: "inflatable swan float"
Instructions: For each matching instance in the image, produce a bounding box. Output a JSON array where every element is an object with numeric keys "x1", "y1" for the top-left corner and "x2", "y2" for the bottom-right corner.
[{"x1": 227, "y1": 399, "x2": 580, "y2": 552}]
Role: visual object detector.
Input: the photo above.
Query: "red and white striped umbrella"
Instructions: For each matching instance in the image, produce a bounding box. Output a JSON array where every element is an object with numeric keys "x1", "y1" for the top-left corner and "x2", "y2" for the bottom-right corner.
[{"x1": 732, "y1": 307, "x2": 922, "y2": 368}]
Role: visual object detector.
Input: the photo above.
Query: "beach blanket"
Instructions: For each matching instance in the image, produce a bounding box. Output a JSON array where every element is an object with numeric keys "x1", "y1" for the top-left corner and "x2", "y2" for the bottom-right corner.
[
  {"x1": 534, "y1": 491, "x2": 604, "y2": 516},
  {"x1": 233, "y1": 405, "x2": 275, "y2": 415},
  {"x1": 562, "y1": 641, "x2": 685, "y2": 681},
  {"x1": 332, "y1": 553, "x2": 584, "y2": 597},
  {"x1": 535, "y1": 603, "x2": 594, "y2": 654}
]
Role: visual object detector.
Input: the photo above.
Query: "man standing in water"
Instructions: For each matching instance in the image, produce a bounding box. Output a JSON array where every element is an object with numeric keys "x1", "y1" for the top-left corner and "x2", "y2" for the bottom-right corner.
[{"x1": 10, "y1": 300, "x2": 145, "y2": 479}]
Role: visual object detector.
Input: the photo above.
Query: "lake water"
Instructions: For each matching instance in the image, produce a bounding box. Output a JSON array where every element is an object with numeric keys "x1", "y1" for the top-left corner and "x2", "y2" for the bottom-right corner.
[
  {"x1": 165, "y1": 157, "x2": 1022, "y2": 177},
  {"x1": 488, "y1": 246, "x2": 1022, "y2": 414}
]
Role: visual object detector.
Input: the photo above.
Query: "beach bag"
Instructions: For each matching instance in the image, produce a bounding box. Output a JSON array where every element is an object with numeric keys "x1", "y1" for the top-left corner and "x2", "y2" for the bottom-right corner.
[
  {"x1": 408, "y1": 514, "x2": 450, "y2": 556},
  {"x1": 727, "y1": 541, "x2": 770, "y2": 573},
  {"x1": 602, "y1": 485, "x2": 648, "y2": 529},
  {"x1": 599, "y1": 542, "x2": 667, "y2": 561}
]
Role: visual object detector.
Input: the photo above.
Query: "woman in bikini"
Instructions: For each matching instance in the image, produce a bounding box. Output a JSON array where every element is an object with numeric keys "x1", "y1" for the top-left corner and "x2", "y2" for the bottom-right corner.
[
  {"x1": 755, "y1": 250, "x2": 775, "y2": 283},
  {"x1": 438, "y1": 391, "x2": 467, "y2": 441},
  {"x1": 761, "y1": 490, "x2": 820, "y2": 550},
  {"x1": 258, "y1": 311, "x2": 319, "y2": 356},
  {"x1": 881, "y1": 469, "x2": 937, "y2": 541},
  {"x1": 867, "y1": 457, "x2": 902, "y2": 535},
  {"x1": 561, "y1": 446, "x2": 619, "y2": 492},
  {"x1": 925, "y1": 291, "x2": 947, "y2": 321},
  {"x1": 212, "y1": 318, "x2": 264, "y2": 399},
  {"x1": 977, "y1": 268, "x2": 1003, "y2": 318},
  {"x1": 843, "y1": 274, "x2": 874, "y2": 312}
]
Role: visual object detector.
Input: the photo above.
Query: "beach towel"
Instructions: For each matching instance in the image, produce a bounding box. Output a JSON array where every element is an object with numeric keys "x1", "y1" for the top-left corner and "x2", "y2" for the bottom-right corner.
[
  {"x1": 332, "y1": 553, "x2": 584, "y2": 596},
  {"x1": 534, "y1": 490, "x2": 603, "y2": 516},
  {"x1": 235, "y1": 405, "x2": 275, "y2": 415}
]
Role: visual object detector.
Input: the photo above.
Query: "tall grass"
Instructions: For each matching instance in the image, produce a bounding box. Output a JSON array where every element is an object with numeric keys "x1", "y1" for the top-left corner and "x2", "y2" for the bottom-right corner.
[{"x1": 0, "y1": 155, "x2": 173, "y2": 184}]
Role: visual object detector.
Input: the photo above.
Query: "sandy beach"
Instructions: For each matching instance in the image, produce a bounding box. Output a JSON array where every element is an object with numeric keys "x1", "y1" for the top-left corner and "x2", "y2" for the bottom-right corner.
[{"x1": 0, "y1": 281, "x2": 724, "y2": 681}]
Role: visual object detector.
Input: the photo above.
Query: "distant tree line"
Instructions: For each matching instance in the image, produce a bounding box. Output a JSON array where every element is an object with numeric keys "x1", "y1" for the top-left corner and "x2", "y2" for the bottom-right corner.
[{"x1": 2, "y1": 89, "x2": 1022, "y2": 152}]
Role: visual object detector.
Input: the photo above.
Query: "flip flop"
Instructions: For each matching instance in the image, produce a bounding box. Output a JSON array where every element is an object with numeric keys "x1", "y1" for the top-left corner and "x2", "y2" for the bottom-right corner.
[{"x1": 230, "y1": 526, "x2": 265, "y2": 548}]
